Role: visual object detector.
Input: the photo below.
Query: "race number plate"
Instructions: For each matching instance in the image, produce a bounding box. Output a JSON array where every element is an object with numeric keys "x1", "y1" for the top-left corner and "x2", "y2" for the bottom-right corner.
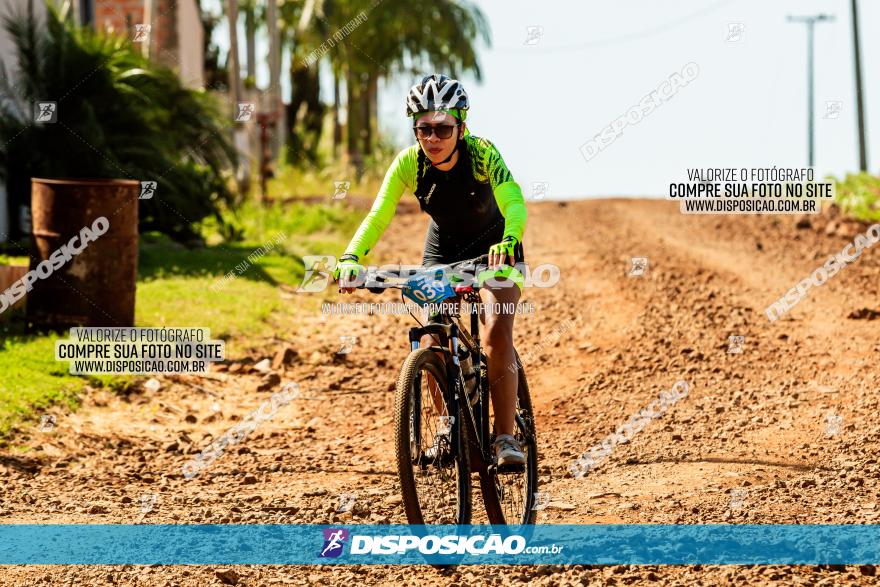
[{"x1": 403, "y1": 271, "x2": 455, "y2": 307}]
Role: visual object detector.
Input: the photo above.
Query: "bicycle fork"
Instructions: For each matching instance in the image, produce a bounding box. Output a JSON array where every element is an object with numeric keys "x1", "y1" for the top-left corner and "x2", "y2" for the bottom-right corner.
[{"x1": 407, "y1": 322, "x2": 468, "y2": 466}]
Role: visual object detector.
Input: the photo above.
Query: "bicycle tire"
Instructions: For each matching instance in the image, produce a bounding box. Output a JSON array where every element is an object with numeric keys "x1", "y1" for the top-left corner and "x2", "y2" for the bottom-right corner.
[
  {"x1": 395, "y1": 348, "x2": 472, "y2": 525},
  {"x1": 480, "y1": 350, "x2": 539, "y2": 525}
]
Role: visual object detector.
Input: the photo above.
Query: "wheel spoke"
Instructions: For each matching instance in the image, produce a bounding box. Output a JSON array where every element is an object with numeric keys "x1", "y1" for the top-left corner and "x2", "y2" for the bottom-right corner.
[
  {"x1": 407, "y1": 363, "x2": 464, "y2": 524},
  {"x1": 486, "y1": 369, "x2": 538, "y2": 525}
]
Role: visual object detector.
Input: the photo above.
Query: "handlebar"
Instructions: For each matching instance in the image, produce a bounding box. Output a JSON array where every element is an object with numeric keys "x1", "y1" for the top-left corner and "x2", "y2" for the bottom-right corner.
[{"x1": 340, "y1": 254, "x2": 493, "y2": 294}]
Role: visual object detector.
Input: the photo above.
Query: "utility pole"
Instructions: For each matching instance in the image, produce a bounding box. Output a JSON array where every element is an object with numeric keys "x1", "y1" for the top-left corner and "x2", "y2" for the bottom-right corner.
[
  {"x1": 787, "y1": 14, "x2": 834, "y2": 168},
  {"x1": 850, "y1": 0, "x2": 868, "y2": 171}
]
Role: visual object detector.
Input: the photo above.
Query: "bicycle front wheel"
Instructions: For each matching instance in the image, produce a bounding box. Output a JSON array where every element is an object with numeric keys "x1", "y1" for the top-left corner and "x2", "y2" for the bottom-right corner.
[{"x1": 394, "y1": 348, "x2": 472, "y2": 525}]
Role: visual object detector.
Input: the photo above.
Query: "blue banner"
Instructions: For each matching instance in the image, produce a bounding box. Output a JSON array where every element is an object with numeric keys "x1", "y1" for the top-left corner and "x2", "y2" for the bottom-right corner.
[{"x1": 0, "y1": 524, "x2": 878, "y2": 565}]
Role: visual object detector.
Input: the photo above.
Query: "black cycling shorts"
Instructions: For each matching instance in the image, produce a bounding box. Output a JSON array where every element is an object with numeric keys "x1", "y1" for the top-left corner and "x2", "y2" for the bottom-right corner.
[{"x1": 421, "y1": 218, "x2": 525, "y2": 267}]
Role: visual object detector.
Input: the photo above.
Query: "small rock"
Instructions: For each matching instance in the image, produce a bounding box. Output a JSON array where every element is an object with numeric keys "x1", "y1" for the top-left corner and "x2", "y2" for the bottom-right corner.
[
  {"x1": 823, "y1": 203, "x2": 840, "y2": 218},
  {"x1": 253, "y1": 359, "x2": 272, "y2": 373},
  {"x1": 384, "y1": 495, "x2": 403, "y2": 505},
  {"x1": 588, "y1": 492, "x2": 621, "y2": 499},
  {"x1": 255, "y1": 373, "x2": 281, "y2": 392},
  {"x1": 164, "y1": 441, "x2": 179, "y2": 452},
  {"x1": 271, "y1": 346, "x2": 298, "y2": 370},
  {"x1": 143, "y1": 378, "x2": 161, "y2": 393},
  {"x1": 184, "y1": 414, "x2": 197, "y2": 424},
  {"x1": 228, "y1": 363, "x2": 243, "y2": 374},
  {"x1": 847, "y1": 308, "x2": 880, "y2": 321},
  {"x1": 795, "y1": 216, "x2": 812, "y2": 229},
  {"x1": 837, "y1": 221, "x2": 859, "y2": 238},
  {"x1": 215, "y1": 569, "x2": 240, "y2": 585},
  {"x1": 825, "y1": 220, "x2": 839, "y2": 236},
  {"x1": 241, "y1": 475, "x2": 258, "y2": 485},
  {"x1": 546, "y1": 501, "x2": 576, "y2": 511},
  {"x1": 88, "y1": 504, "x2": 108, "y2": 514}
]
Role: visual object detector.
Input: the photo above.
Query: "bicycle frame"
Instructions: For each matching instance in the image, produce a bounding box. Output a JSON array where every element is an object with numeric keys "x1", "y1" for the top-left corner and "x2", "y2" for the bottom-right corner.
[{"x1": 406, "y1": 305, "x2": 493, "y2": 472}]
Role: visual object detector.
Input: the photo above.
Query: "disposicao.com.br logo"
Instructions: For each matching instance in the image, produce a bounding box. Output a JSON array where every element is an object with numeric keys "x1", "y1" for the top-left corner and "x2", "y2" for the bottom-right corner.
[{"x1": 318, "y1": 528, "x2": 563, "y2": 558}]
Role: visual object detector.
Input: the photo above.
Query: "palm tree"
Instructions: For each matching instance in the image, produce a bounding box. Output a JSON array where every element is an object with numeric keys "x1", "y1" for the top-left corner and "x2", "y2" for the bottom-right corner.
[
  {"x1": 280, "y1": 0, "x2": 490, "y2": 168},
  {"x1": 356, "y1": 0, "x2": 490, "y2": 157}
]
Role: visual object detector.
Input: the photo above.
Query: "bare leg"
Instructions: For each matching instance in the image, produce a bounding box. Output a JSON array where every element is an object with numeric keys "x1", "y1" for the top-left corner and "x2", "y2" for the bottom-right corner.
[
  {"x1": 478, "y1": 280, "x2": 521, "y2": 437},
  {"x1": 420, "y1": 333, "x2": 446, "y2": 418}
]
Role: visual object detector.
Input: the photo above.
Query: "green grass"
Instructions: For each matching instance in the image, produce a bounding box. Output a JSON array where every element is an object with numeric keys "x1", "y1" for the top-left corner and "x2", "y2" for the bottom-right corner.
[
  {"x1": 0, "y1": 196, "x2": 364, "y2": 438},
  {"x1": 0, "y1": 333, "x2": 81, "y2": 435},
  {"x1": 834, "y1": 172, "x2": 880, "y2": 222}
]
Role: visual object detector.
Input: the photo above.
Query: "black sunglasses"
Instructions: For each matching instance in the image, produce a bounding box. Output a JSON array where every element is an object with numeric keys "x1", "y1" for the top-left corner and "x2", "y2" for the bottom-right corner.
[{"x1": 413, "y1": 123, "x2": 459, "y2": 140}]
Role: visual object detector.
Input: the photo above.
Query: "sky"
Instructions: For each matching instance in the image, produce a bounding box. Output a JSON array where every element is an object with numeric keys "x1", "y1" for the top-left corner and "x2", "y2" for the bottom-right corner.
[{"x1": 228, "y1": 0, "x2": 880, "y2": 199}]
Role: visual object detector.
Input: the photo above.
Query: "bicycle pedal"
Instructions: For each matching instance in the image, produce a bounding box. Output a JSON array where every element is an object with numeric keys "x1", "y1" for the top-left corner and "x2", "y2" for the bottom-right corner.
[{"x1": 492, "y1": 461, "x2": 526, "y2": 475}]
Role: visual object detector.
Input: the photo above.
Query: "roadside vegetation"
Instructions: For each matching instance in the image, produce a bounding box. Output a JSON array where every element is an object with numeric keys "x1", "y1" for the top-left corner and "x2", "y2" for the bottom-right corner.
[
  {"x1": 0, "y1": 192, "x2": 365, "y2": 438},
  {"x1": 833, "y1": 172, "x2": 880, "y2": 222}
]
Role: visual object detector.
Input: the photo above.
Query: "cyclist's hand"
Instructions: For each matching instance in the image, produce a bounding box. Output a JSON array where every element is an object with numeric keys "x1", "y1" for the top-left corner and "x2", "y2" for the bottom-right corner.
[
  {"x1": 488, "y1": 236, "x2": 518, "y2": 268},
  {"x1": 333, "y1": 255, "x2": 364, "y2": 294}
]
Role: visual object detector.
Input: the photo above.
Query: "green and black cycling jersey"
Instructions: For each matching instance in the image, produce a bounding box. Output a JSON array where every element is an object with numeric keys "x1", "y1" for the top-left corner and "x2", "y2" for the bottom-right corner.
[{"x1": 342, "y1": 129, "x2": 527, "y2": 267}]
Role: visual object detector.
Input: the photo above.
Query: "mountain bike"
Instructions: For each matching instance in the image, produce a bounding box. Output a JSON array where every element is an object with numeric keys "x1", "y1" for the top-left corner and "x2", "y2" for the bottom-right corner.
[{"x1": 353, "y1": 254, "x2": 539, "y2": 526}]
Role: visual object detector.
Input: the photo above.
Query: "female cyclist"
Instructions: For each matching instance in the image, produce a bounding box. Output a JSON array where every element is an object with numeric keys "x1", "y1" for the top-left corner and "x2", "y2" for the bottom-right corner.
[{"x1": 333, "y1": 73, "x2": 528, "y2": 466}]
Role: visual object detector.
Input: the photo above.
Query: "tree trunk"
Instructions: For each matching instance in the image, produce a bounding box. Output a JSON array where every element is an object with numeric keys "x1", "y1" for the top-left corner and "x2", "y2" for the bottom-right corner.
[
  {"x1": 244, "y1": 2, "x2": 255, "y2": 84},
  {"x1": 346, "y1": 67, "x2": 363, "y2": 178},
  {"x1": 333, "y1": 69, "x2": 342, "y2": 158},
  {"x1": 225, "y1": 0, "x2": 249, "y2": 197},
  {"x1": 363, "y1": 70, "x2": 378, "y2": 157},
  {"x1": 288, "y1": 64, "x2": 308, "y2": 161},
  {"x1": 266, "y1": 0, "x2": 283, "y2": 158},
  {"x1": 304, "y1": 62, "x2": 323, "y2": 149},
  {"x1": 288, "y1": 61, "x2": 323, "y2": 164},
  {"x1": 225, "y1": 0, "x2": 243, "y2": 112}
]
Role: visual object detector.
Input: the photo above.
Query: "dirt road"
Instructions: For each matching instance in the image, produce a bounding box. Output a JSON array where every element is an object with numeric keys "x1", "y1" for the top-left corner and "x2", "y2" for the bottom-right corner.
[{"x1": 1, "y1": 199, "x2": 879, "y2": 585}]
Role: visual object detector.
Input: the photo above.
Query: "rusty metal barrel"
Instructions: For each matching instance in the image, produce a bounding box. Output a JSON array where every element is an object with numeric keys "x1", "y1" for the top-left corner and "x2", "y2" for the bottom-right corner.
[{"x1": 27, "y1": 178, "x2": 139, "y2": 331}]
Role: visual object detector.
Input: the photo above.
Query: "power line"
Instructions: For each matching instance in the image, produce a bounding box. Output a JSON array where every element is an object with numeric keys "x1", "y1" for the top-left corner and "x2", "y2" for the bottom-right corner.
[{"x1": 498, "y1": 0, "x2": 739, "y2": 53}]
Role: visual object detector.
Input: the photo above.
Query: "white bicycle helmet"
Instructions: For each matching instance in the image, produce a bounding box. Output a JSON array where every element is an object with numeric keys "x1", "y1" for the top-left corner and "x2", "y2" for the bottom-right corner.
[{"x1": 406, "y1": 74, "x2": 469, "y2": 117}]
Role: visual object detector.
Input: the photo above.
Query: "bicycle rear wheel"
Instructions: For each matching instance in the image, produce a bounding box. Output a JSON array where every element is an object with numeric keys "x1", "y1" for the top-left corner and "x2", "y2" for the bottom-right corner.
[
  {"x1": 480, "y1": 351, "x2": 539, "y2": 525},
  {"x1": 395, "y1": 348, "x2": 472, "y2": 525}
]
